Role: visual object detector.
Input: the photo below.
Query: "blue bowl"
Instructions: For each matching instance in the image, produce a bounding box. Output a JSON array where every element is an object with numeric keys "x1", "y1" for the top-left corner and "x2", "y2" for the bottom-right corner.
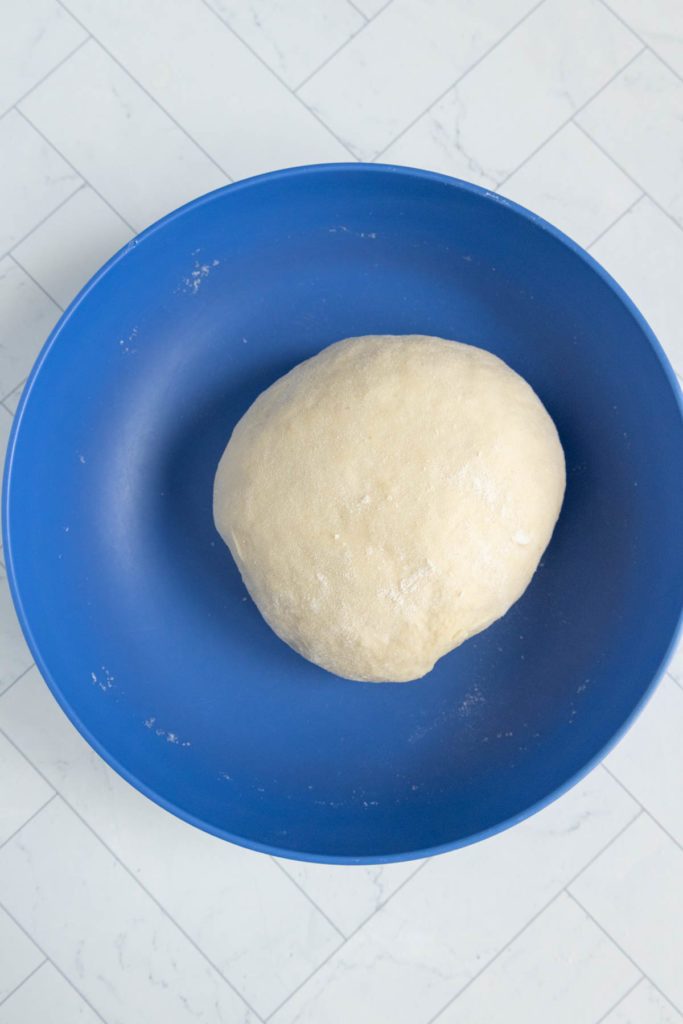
[{"x1": 4, "y1": 164, "x2": 683, "y2": 863}]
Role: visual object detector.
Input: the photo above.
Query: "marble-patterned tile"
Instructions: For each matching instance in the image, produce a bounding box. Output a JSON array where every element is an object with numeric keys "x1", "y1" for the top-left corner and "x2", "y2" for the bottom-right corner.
[
  {"x1": 605, "y1": 677, "x2": 683, "y2": 845},
  {"x1": 1, "y1": 401, "x2": 16, "y2": 593},
  {"x1": 59, "y1": 0, "x2": 352, "y2": 178},
  {"x1": 270, "y1": 769, "x2": 637, "y2": 1024},
  {"x1": 350, "y1": 0, "x2": 389, "y2": 16},
  {"x1": 602, "y1": 0, "x2": 683, "y2": 79},
  {"x1": 0, "y1": 962, "x2": 101, "y2": 1024},
  {"x1": 1, "y1": 381, "x2": 25, "y2": 416},
  {"x1": 275, "y1": 858, "x2": 424, "y2": 937},
  {"x1": 383, "y1": 0, "x2": 640, "y2": 185},
  {"x1": 0, "y1": 110, "x2": 82, "y2": 254},
  {"x1": 0, "y1": 257, "x2": 60, "y2": 404},
  {"x1": 204, "y1": 0, "x2": 364, "y2": 89},
  {"x1": 500, "y1": 123, "x2": 641, "y2": 246},
  {"x1": 571, "y1": 814, "x2": 683, "y2": 1009},
  {"x1": 667, "y1": 633, "x2": 683, "y2": 689},
  {"x1": 298, "y1": 0, "x2": 540, "y2": 160},
  {"x1": 0, "y1": 568, "x2": 33, "y2": 697},
  {"x1": 603, "y1": 979, "x2": 683, "y2": 1024},
  {"x1": 0, "y1": 798, "x2": 256, "y2": 1023},
  {"x1": 589, "y1": 197, "x2": 683, "y2": 378},
  {"x1": 0, "y1": 668, "x2": 342, "y2": 1018},
  {"x1": 13, "y1": 186, "x2": 134, "y2": 308},
  {"x1": 578, "y1": 50, "x2": 683, "y2": 227},
  {"x1": 20, "y1": 40, "x2": 228, "y2": 231},
  {"x1": 0, "y1": 904, "x2": 43, "y2": 1003},
  {"x1": 0, "y1": 732, "x2": 53, "y2": 845},
  {"x1": 0, "y1": 0, "x2": 86, "y2": 114},
  {"x1": 432, "y1": 893, "x2": 638, "y2": 1024},
  {"x1": 0, "y1": 405, "x2": 12, "y2": 491}
]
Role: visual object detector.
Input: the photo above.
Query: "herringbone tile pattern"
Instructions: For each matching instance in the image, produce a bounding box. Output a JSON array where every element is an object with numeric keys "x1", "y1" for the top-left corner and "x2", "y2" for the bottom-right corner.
[{"x1": 1, "y1": 2, "x2": 682, "y2": 1021}]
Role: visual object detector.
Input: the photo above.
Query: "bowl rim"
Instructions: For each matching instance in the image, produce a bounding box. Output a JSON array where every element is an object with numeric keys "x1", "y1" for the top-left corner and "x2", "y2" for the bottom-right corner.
[{"x1": 3, "y1": 161, "x2": 683, "y2": 864}]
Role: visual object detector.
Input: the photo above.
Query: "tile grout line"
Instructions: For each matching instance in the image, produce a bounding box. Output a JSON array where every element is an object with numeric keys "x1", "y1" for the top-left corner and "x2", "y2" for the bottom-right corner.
[
  {"x1": 1, "y1": 182, "x2": 89, "y2": 264},
  {"x1": 52, "y1": 1, "x2": 233, "y2": 183},
  {"x1": 593, "y1": 977, "x2": 646, "y2": 1024},
  {"x1": 274, "y1": 853, "x2": 426, "y2": 943},
  {"x1": 0, "y1": 682, "x2": 417, "y2": 1011},
  {"x1": 341, "y1": 858, "x2": 428, "y2": 938},
  {"x1": 15, "y1": 108, "x2": 137, "y2": 234},
  {"x1": 596, "y1": 0, "x2": 644, "y2": 42},
  {"x1": 292, "y1": 0, "x2": 394, "y2": 93},
  {"x1": 6, "y1": 35, "x2": 91, "y2": 112},
  {"x1": 573, "y1": 118, "x2": 683, "y2": 237},
  {"x1": 9, "y1": 254, "x2": 65, "y2": 313},
  {"x1": 264, "y1": 857, "x2": 432, "y2": 1020},
  {"x1": 0, "y1": 957, "x2": 48, "y2": 1010},
  {"x1": 493, "y1": 45, "x2": 646, "y2": 191},
  {"x1": 291, "y1": 29, "x2": 366, "y2": 95},
  {"x1": 269, "y1": 791, "x2": 641, "y2": 1022},
  {"x1": 0, "y1": 793, "x2": 57, "y2": 853},
  {"x1": 421, "y1": 804, "x2": 644, "y2": 1024},
  {"x1": 566, "y1": 890, "x2": 681, "y2": 1015},
  {"x1": 1, "y1": 687, "x2": 431, "y2": 1021},
  {"x1": 585, "y1": 192, "x2": 644, "y2": 250},
  {"x1": 370, "y1": 0, "x2": 395, "y2": 15},
  {"x1": 596, "y1": 0, "x2": 683, "y2": 92},
  {"x1": 0, "y1": 733, "x2": 265, "y2": 1022},
  {"x1": 195, "y1": 0, "x2": 360, "y2": 160},
  {"x1": 580, "y1": 764, "x2": 683, "y2": 1014},
  {"x1": 601, "y1": 763, "x2": 683, "y2": 867},
  {"x1": 345, "y1": 0, "x2": 369, "y2": 22},
  {"x1": 372, "y1": 0, "x2": 550, "y2": 164},
  {"x1": 422, "y1": 893, "x2": 572, "y2": 1024},
  {"x1": 269, "y1": 858, "x2": 346, "y2": 941},
  {"x1": 2, "y1": 10, "x2": 680, "y2": 1021},
  {"x1": 0, "y1": 663, "x2": 36, "y2": 701},
  {"x1": 0, "y1": 898, "x2": 108, "y2": 1024},
  {"x1": 0, "y1": 377, "x2": 28, "y2": 409}
]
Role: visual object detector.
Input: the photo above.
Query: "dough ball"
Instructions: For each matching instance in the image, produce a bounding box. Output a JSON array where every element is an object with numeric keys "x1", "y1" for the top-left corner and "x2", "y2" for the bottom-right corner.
[{"x1": 213, "y1": 335, "x2": 565, "y2": 682}]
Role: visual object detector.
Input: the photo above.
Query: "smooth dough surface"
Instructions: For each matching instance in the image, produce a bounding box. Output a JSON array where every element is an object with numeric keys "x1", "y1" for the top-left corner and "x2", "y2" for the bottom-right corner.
[{"x1": 213, "y1": 335, "x2": 565, "y2": 682}]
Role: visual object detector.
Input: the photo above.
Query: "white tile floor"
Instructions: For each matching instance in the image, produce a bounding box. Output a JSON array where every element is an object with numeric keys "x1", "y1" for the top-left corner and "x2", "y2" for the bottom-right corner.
[{"x1": 0, "y1": 1, "x2": 682, "y2": 1021}]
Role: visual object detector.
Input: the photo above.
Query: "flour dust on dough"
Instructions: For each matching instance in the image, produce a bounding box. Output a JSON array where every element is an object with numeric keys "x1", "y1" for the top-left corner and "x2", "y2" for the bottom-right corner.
[{"x1": 213, "y1": 335, "x2": 565, "y2": 682}]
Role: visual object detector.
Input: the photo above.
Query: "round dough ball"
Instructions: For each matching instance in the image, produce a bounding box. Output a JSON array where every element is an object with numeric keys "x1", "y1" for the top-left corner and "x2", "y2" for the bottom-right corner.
[{"x1": 213, "y1": 335, "x2": 565, "y2": 682}]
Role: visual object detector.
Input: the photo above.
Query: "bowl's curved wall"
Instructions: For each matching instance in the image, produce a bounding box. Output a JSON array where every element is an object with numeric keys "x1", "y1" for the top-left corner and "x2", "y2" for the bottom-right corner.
[{"x1": 4, "y1": 165, "x2": 683, "y2": 862}]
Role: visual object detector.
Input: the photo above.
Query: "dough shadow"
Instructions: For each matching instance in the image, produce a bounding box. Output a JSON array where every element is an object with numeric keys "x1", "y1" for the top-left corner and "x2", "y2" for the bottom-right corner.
[{"x1": 152, "y1": 354, "x2": 300, "y2": 636}]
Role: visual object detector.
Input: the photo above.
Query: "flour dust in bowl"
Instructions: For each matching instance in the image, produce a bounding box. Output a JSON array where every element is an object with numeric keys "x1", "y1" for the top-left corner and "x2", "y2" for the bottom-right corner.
[{"x1": 3, "y1": 164, "x2": 682, "y2": 863}]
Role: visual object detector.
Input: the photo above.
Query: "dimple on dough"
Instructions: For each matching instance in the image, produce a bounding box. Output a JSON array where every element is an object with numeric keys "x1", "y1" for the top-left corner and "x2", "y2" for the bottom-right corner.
[{"x1": 213, "y1": 335, "x2": 565, "y2": 682}]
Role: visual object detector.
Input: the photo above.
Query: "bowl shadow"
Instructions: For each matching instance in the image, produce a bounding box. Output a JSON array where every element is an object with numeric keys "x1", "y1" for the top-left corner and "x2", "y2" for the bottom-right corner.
[{"x1": 152, "y1": 353, "x2": 303, "y2": 641}]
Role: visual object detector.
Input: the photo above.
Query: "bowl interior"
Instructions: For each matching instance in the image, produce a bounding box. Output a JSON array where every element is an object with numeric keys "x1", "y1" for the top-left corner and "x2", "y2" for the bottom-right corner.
[{"x1": 5, "y1": 165, "x2": 683, "y2": 862}]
